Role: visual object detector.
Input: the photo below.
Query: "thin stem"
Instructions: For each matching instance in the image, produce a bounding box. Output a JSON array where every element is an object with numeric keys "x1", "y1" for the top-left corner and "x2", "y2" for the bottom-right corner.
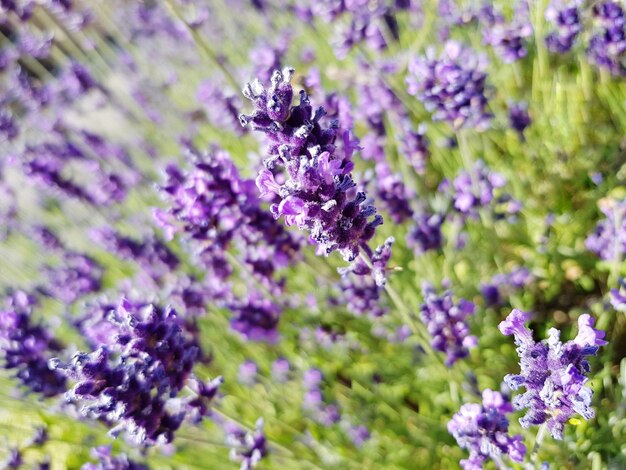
[
  {"x1": 357, "y1": 249, "x2": 441, "y2": 363},
  {"x1": 530, "y1": 422, "x2": 548, "y2": 467}
]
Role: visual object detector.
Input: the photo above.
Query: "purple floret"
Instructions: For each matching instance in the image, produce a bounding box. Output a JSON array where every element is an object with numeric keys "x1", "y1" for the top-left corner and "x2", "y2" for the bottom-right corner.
[{"x1": 448, "y1": 389, "x2": 526, "y2": 470}]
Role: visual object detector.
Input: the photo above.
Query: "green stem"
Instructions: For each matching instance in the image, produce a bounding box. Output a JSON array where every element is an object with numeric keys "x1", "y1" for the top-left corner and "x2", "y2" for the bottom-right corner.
[{"x1": 530, "y1": 422, "x2": 548, "y2": 467}]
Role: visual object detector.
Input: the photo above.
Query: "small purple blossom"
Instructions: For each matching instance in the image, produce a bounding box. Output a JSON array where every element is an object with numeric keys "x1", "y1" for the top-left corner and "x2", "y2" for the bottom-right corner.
[
  {"x1": 610, "y1": 278, "x2": 626, "y2": 311},
  {"x1": 224, "y1": 419, "x2": 268, "y2": 470},
  {"x1": 43, "y1": 253, "x2": 103, "y2": 304},
  {"x1": 81, "y1": 446, "x2": 148, "y2": 470},
  {"x1": 229, "y1": 293, "x2": 281, "y2": 343},
  {"x1": 420, "y1": 283, "x2": 477, "y2": 366},
  {"x1": 407, "y1": 41, "x2": 492, "y2": 131},
  {"x1": 271, "y1": 357, "x2": 290, "y2": 383},
  {"x1": 407, "y1": 209, "x2": 444, "y2": 254},
  {"x1": 481, "y1": 267, "x2": 533, "y2": 307},
  {"x1": 587, "y1": 1, "x2": 626, "y2": 77},
  {"x1": 480, "y1": 4, "x2": 533, "y2": 63},
  {"x1": 401, "y1": 124, "x2": 430, "y2": 174},
  {"x1": 448, "y1": 389, "x2": 526, "y2": 470},
  {"x1": 545, "y1": 0, "x2": 583, "y2": 53},
  {"x1": 0, "y1": 292, "x2": 66, "y2": 397},
  {"x1": 508, "y1": 102, "x2": 531, "y2": 139},
  {"x1": 499, "y1": 309, "x2": 607, "y2": 439},
  {"x1": 586, "y1": 198, "x2": 626, "y2": 261},
  {"x1": 443, "y1": 160, "x2": 520, "y2": 220}
]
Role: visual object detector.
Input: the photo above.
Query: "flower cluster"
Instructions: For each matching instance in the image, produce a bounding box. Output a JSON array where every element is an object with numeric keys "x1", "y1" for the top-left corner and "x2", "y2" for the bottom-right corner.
[
  {"x1": 302, "y1": 368, "x2": 341, "y2": 426},
  {"x1": 586, "y1": 197, "x2": 626, "y2": 261},
  {"x1": 508, "y1": 102, "x2": 531, "y2": 139},
  {"x1": 0, "y1": 291, "x2": 67, "y2": 397},
  {"x1": 448, "y1": 389, "x2": 526, "y2": 470},
  {"x1": 588, "y1": 1, "x2": 626, "y2": 77},
  {"x1": 406, "y1": 41, "x2": 492, "y2": 131},
  {"x1": 242, "y1": 67, "x2": 382, "y2": 262},
  {"x1": 610, "y1": 278, "x2": 626, "y2": 311},
  {"x1": 228, "y1": 292, "x2": 282, "y2": 343},
  {"x1": 224, "y1": 419, "x2": 268, "y2": 470},
  {"x1": 481, "y1": 267, "x2": 533, "y2": 307},
  {"x1": 50, "y1": 299, "x2": 220, "y2": 445},
  {"x1": 81, "y1": 446, "x2": 148, "y2": 470},
  {"x1": 407, "y1": 209, "x2": 444, "y2": 254},
  {"x1": 499, "y1": 309, "x2": 607, "y2": 438},
  {"x1": 479, "y1": 4, "x2": 533, "y2": 63},
  {"x1": 155, "y1": 145, "x2": 300, "y2": 288},
  {"x1": 420, "y1": 283, "x2": 477, "y2": 366},
  {"x1": 43, "y1": 252, "x2": 103, "y2": 304},
  {"x1": 545, "y1": 0, "x2": 583, "y2": 53},
  {"x1": 442, "y1": 160, "x2": 521, "y2": 220}
]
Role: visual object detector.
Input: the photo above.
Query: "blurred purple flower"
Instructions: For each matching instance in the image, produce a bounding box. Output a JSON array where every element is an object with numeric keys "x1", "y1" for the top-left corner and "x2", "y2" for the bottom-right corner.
[
  {"x1": 420, "y1": 283, "x2": 477, "y2": 366},
  {"x1": 407, "y1": 41, "x2": 492, "y2": 131},
  {"x1": 586, "y1": 198, "x2": 626, "y2": 261}
]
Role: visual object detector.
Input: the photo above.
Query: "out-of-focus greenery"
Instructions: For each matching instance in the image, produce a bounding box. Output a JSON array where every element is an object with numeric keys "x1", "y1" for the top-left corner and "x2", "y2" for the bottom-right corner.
[{"x1": 1, "y1": 0, "x2": 626, "y2": 469}]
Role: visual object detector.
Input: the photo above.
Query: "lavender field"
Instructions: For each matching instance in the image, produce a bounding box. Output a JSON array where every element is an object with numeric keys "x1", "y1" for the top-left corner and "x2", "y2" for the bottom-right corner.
[{"x1": 1, "y1": 1, "x2": 626, "y2": 469}]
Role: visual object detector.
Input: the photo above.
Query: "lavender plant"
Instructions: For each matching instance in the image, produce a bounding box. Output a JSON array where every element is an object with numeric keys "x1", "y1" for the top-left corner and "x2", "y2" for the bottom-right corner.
[{"x1": 0, "y1": 0, "x2": 624, "y2": 468}]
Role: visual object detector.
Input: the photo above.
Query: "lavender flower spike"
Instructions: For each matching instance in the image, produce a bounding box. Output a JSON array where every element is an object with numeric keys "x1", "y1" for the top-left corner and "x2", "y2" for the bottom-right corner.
[
  {"x1": 241, "y1": 67, "x2": 382, "y2": 262},
  {"x1": 406, "y1": 41, "x2": 492, "y2": 131},
  {"x1": 499, "y1": 309, "x2": 607, "y2": 439},
  {"x1": 448, "y1": 389, "x2": 526, "y2": 469},
  {"x1": 420, "y1": 283, "x2": 477, "y2": 366},
  {"x1": 50, "y1": 299, "x2": 219, "y2": 446}
]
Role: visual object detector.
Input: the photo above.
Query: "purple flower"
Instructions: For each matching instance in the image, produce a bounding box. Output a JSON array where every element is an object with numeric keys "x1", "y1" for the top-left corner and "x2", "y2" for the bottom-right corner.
[
  {"x1": 499, "y1": 309, "x2": 607, "y2": 439},
  {"x1": 586, "y1": 198, "x2": 626, "y2": 261},
  {"x1": 420, "y1": 283, "x2": 477, "y2": 366},
  {"x1": 406, "y1": 41, "x2": 492, "y2": 131},
  {"x1": 90, "y1": 227, "x2": 179, "y2": 283},
  {"x1": 407, "y1": 209, "x2": 444, "y2": 254},
  {"x1": 481, "y1": 267, "x2": 533, "y2": 307},
  {"x1": 587, "y1": 1, "x2": 626, "y2": 76},
  {"x1": 155, "y1": 145, "x2": 300, "y2": 288},
  {"x1": 508, "y1": 102, "x2": 531, "y2": 139},
  {"x1": 4, "y1": 448, "x2": 22, "y2": 470},
  {"x1": 0, "y1": 292, "x2": 66, "y2": 397},
  {"x1": 302, "y1": 368, "x2": 341, "y2": 426},
  {"x1": 229, "y1": 293, "x2": 281, "y2": 343},
  {"x1": 545, "y1": 0, "x2": 583, "y2": 53},
  {"x1": 610, "y1": 278, "x2": 626, "y2": 311},
  {"x1": 43, "y1": 253, "x2": 103, "y2": 304},
  {"x1": 50, "y1": 299, "x2": 219, "y2": 445},
  {"x1": 401, "y1": 124, "x2": 430, "y2": 174},
  {"x1": 224, "y1": 419, "x2": 268, "y2": 470},
  {"x1": 241, "y1": 67, "x2": 382, "y2": 262},
  {"x1": 81, "y1": 446, "x2": 148, "y2": 470},
  {"x1": 480, "y1": 4, "x2": 533, "y2": 63},
  {"x1": 271, "y1": 357, "x2": 290, "y2": 383},
  {"x1": 448, "y1": 389, "x2": 526, "y2": 470},
  {"x1": 369, "y1": 162, "x2": 414, "y2": 224},
  {"x1": 337, "y1": 237, "x2": 394, "y2": 317},
  {"x1": 238, "y1": 360, "x2": 258, "y2": 386},
  {"x1": 443, "y1": 160, "x2": 520, "y2": 220},
  {"x1": 197, "y1": 79, "x2": 245, "y2": 135}
]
